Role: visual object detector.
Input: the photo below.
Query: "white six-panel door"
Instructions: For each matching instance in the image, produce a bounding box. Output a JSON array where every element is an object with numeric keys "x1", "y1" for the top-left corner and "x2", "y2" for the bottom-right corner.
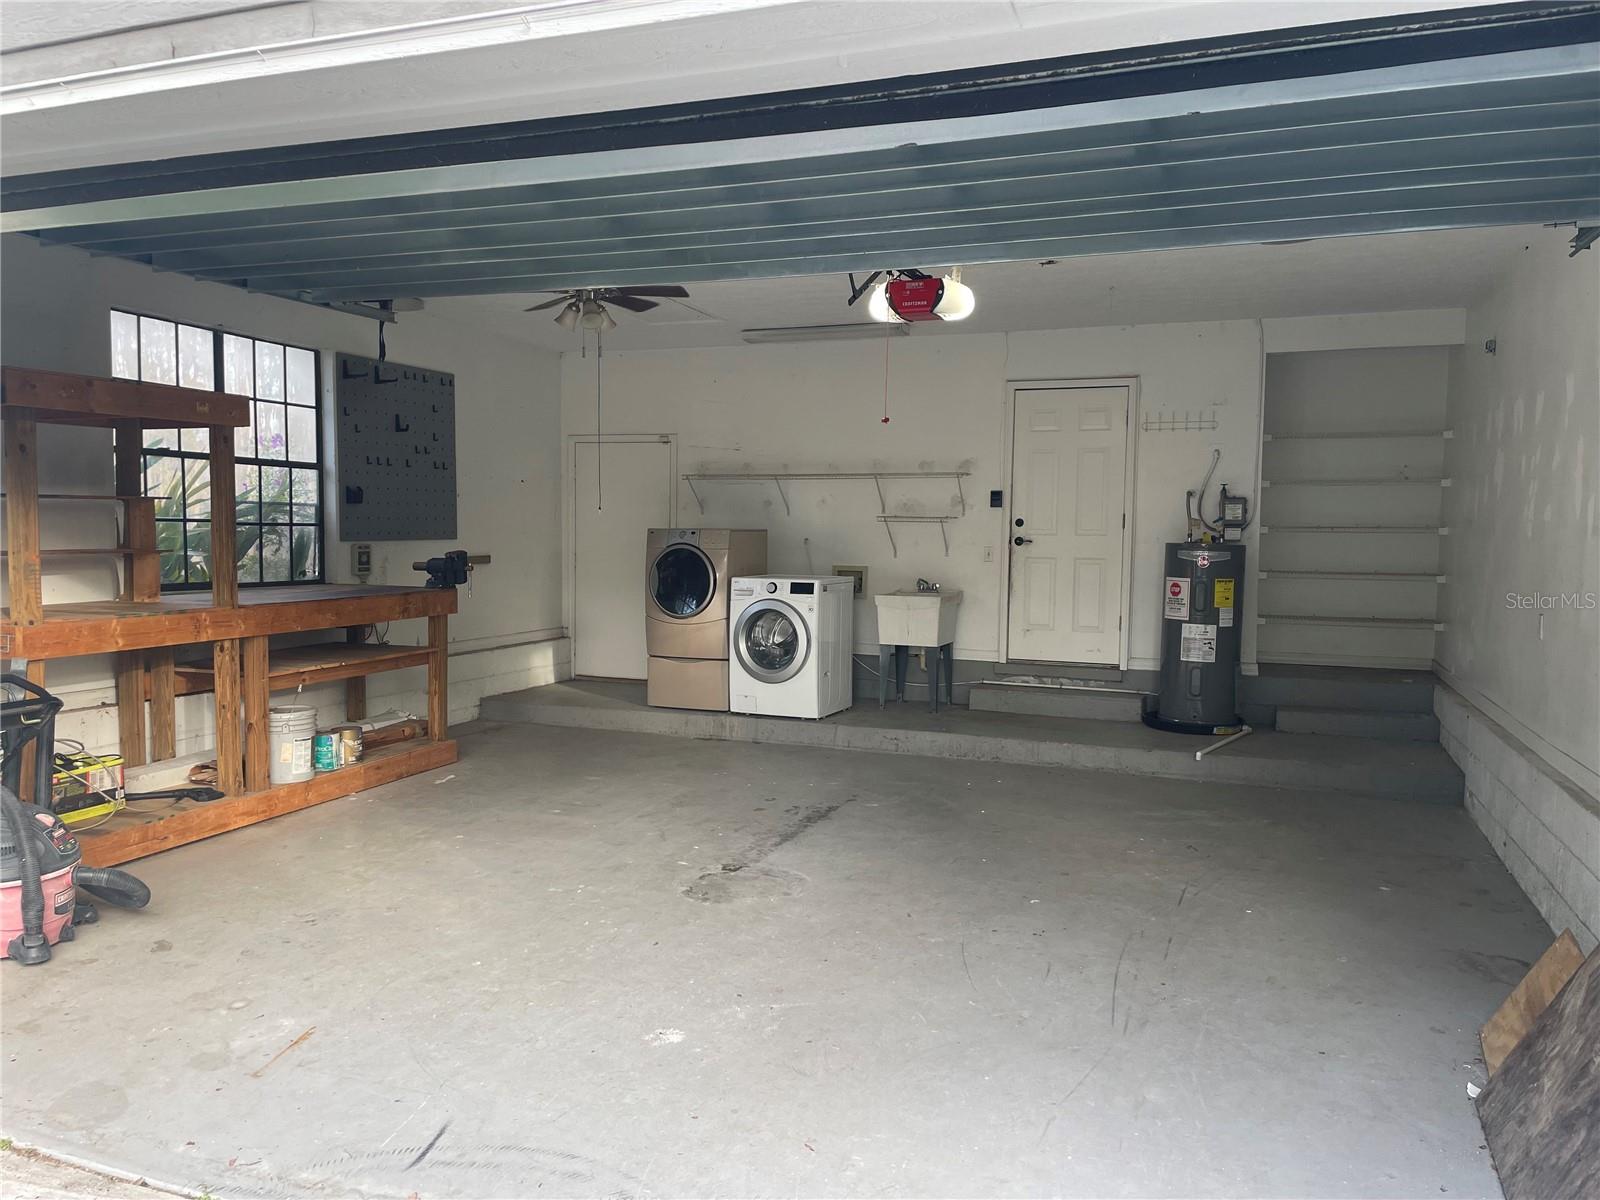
[{"x1": 1007, "y1": 385, "x2": 1131, "y2": 666}]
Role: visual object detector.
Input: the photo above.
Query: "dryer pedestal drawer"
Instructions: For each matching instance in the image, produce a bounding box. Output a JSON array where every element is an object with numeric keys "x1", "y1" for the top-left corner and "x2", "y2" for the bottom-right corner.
[
  {"x1": 647, "y1": 656, "x2": 729, "y2": 711},
  {"x1": 646, "y1": 614, "x2": 730, "y2": 660}
]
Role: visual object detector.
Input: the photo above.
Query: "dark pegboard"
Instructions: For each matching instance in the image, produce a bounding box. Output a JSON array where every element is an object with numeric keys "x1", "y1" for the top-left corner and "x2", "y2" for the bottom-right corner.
[{"x1": 335, "y1": 353, "x2": 456, "y2": 540}]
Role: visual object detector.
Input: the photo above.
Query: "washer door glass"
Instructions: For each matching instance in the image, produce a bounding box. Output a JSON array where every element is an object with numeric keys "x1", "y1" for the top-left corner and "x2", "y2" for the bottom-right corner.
[
  {"x1": 652, "y1": 545, "x2": 715, "y2": 617},
  {"x1": 736, "y1": 601, "x2": 809, "y2": 683}
]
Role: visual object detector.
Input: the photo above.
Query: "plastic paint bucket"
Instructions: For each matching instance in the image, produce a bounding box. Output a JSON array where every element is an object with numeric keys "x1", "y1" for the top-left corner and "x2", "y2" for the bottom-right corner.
[{"x1": 268, "y1": 706, "x2": 317, "y2": 785}]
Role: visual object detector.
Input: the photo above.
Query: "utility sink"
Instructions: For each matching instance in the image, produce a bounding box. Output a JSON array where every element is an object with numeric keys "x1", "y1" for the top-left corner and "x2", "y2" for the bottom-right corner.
[{"x1": 875, "y1": 589, "x2": 962, "y2": 646}]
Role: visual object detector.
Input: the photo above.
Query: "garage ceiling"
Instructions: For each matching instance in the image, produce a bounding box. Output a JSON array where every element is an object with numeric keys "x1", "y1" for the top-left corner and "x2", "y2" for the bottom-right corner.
[
  {"x1": 430, "y1": 225, "x2": 1538, "y2": 351},
  {"x1": 3, "y1": 2, "x2": 1597, "y2": 308}
]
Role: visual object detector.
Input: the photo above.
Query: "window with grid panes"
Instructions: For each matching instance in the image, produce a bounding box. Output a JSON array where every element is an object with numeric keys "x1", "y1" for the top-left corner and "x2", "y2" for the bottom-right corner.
[{"x1": 109, "y1": 310, "x2": 324, "y2": 589}]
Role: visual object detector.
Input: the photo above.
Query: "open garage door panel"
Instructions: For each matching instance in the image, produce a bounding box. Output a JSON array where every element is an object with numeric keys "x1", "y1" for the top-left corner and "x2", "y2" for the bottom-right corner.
[{"x1": 3, "y1": 3, "x2": 1597, "y2": 308}]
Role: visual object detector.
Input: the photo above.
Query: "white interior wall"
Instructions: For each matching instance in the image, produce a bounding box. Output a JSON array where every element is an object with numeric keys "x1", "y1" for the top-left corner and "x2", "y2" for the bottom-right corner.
[
  {"x1": 560, "y1": 320, "x2": 1267, "y2": 674},
  {"x1": 0, "y1": 233, "x2": 567, "y2": 755},
  {"x1": 1436, "y1": 234, "x2": 1600, "y2": 949},
  {"x1": 1439, "y1": 238, "x2": 1600, "y2": 789}
]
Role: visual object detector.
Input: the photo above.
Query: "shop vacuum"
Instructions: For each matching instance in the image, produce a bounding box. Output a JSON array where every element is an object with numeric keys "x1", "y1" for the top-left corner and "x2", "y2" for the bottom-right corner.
[
  {"x1": 2, "y1": 674, "x2": 149, "y2": 964},
  {"x1": 1144, "y1": 455, "x2": 1252, "y2": 737}
]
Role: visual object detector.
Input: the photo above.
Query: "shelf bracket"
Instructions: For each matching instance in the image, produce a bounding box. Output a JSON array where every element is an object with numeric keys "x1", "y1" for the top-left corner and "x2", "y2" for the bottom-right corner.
[
  {"x1": 771, "y1": 477, "x2": 791, "y2": 516},
  {"x1": 882, "y1": 519, "x2": 898, "y2": 559},
  {"x1": 872, "y1": 475, "x2": 887, "y2": 512},
  {"x1": 685, "y1": 476, "x2": 704, "y2": 513},
  {"x1": 953, "y1": 475, "x2": 966, "y2": 517},
  {"x1": 938, "y1": 517, "x2": 950, "y2": 556}
]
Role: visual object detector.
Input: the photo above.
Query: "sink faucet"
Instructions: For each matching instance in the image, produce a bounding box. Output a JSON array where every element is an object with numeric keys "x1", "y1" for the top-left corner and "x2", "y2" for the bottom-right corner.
[{"x1": 916, "y1": 578, "x2": 940, "y2": 592}]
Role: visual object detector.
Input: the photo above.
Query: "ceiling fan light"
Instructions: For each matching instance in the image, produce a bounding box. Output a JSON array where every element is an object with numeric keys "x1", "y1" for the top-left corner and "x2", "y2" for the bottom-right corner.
[
  {"x1": 554, "y1": 301, "x2": 581, "y2": 331},
  {"x1": 577, "y1": 298, "x2": 617, "y2": 332}
]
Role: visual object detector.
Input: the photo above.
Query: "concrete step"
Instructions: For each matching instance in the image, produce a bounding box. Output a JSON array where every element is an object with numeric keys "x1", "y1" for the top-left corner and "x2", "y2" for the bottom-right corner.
[
  {"x1": 482, "y1": 681, "x2": 1464, "y2": 805},
  {"x1": 969, "y1": 681, "x2": 1146, "y2": 722},
  {"x1": 1274, "y1": 705, "x2": 1440, "y2": 741},
  {"x1": 1243, "y1": 664, "x2": 1436, "y2": 714}
]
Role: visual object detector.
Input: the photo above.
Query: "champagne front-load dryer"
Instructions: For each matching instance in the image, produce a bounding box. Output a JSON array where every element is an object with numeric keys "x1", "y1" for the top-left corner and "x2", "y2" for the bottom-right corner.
[{"x1": 645, "y1": 528, "x2": 767, "y2": 710}]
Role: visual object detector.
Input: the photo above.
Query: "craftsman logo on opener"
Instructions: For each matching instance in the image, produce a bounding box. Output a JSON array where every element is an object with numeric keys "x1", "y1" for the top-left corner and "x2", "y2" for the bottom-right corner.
[
  {"x1": 1164, "y1": 577, "x2": 1190, "y2": 620},
  {"x1": 1180, "y1": 623, "x2": 1217, "y2": 663}
]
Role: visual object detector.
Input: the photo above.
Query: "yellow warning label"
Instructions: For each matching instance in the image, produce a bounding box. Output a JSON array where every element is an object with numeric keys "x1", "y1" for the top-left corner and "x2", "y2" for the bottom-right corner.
[{"x1": 1213, "y1": 579, "x2": 1235, "y2": 607}]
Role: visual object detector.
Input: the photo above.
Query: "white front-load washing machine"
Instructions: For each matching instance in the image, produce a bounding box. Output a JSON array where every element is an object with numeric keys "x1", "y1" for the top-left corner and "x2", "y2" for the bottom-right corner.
[{"x1": 729, "y1": 576, "x2": 854, "y2": 718}]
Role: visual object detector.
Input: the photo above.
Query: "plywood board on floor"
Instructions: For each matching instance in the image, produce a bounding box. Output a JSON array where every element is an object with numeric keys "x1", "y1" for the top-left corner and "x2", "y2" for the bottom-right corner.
[
  {"x1": 1477, "y1": 943, "x2": 1599, "y2": 1200},
  {"x1": 1481, "y1": 929, "x2": 1584, "y2": 1075}
]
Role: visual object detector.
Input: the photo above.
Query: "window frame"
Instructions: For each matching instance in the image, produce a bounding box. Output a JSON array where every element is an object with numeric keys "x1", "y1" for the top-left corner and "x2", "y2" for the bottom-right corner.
[{"x1": 110, "y1": 308, "x2": 326, "y2": 591}]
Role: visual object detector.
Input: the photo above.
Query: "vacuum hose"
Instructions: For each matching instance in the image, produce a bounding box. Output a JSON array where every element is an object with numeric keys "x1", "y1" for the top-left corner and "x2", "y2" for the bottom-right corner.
[
  {"x1": 2, "y1": 785, "x2": 51, "y2": 964},
  {"x1": 74, "y1": 866, "x2": 151, "y2": 910}
]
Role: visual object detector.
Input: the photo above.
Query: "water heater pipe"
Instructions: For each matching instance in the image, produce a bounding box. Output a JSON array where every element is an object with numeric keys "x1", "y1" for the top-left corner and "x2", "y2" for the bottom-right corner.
[{"x1": 1195, "y1": 724, "x2": 1253, "y2": 761}]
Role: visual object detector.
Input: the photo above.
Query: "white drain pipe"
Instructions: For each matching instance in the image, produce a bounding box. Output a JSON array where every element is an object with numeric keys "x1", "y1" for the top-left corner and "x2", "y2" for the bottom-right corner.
[{"x1": 1195, "y1": 724, "x2": 1253, "y2": 761}]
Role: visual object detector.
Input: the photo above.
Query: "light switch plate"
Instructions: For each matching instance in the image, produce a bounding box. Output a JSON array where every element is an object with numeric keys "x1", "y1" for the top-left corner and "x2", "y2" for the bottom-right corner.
[{"x1": 352, "y1": 543, "x2": 373, "y2": 580}]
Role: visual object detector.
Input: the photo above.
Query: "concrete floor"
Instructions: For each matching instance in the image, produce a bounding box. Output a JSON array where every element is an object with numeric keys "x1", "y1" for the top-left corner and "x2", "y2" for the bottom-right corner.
[{"x1": 1, "y1": 722, "x2": 1551, "y2": 1198}]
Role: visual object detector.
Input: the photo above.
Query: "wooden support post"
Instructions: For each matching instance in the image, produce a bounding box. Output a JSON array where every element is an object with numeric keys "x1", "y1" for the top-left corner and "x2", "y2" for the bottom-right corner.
[
  {"x1": 209, "y1": 425, "x2": 237, "y2": 608},
  {"x1": 241, "y1": 635, "x2": 270, "y2": 792},
  {"x1": 113, "y1": 420, "x2": 141, "y2": 498},
  {"x1": 427, "y1": 615, "x2": 448, "y2": 741},
  {"x1": 115, "y1": 652, "x2": 147, "y2": 767},
  {"x1": 148, "y1": 647, "x2": 177, "y2": 761},
  {"x1": 4, "y1": 416, "x2": 43, "y2": 626},
  {"x1": 121, "y1": 498, "x2": 160, "y2": 601},
  {"x1": 214, "y1": 639, "x2": 243, "y2": 795},
  {"x1": 345, "y1": 625, "x2": 367, "y2": 720}
]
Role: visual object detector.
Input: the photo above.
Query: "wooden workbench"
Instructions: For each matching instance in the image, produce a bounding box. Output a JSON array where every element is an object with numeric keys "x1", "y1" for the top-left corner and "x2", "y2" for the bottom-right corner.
[{"x1": 2, "y1": 367, "x2": 458, "y2": 865}]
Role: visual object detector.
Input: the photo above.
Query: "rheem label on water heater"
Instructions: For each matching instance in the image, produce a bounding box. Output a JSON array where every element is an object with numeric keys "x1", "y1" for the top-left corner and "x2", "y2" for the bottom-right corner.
[
  {"x1": 1180, "y1": 623, "x2": 1218, "y2": 663},
  {"x1": 1164, "y1": 577, "x2": 1190, "y2": 620}
]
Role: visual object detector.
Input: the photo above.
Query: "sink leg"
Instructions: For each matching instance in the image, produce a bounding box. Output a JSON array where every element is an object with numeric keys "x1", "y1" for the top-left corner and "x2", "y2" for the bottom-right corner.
[
  {"x1": 894, "y1": 645, "x2": 909, "y2": 703},
  {"x1": 878, "y1": 644, "x2": 892, "y2": 708}
]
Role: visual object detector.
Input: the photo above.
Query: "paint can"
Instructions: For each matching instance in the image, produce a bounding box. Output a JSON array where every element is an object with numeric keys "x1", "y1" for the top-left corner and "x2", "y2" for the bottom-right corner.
[
  {"x1": 312, "y1": 732, "x2": 339, "y2": 772},
  {"x1": 332, "y1": 724, "x2": 364, "y2": 767},
  {"x1": 267, "y1": 706, "x2": 317, "y2": 785}
]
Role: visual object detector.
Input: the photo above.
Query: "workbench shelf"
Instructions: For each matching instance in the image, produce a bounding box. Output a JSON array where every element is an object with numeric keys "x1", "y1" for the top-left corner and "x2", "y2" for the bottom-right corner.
[
  {"x1": 77, "y1": 737, "x2": 457, "y2": 868},
  {"x1": 172, "y1": 641, "x2": 434, "y2": 695},
  {"x1": 2, "y1": 366, "x2": 458, "y2": 864}
]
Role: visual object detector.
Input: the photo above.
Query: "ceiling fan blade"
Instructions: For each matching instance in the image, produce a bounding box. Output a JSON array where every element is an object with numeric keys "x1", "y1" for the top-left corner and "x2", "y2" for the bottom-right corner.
[
  {"x1": 523, "y1": 296, "x2": 573, "y2": 312},
  {"x1": 614, "y1": 285, "x2": 690, "y2": 298},
  {"x1": 606, "y1": 295, "x2": 659, "y2": 313}
]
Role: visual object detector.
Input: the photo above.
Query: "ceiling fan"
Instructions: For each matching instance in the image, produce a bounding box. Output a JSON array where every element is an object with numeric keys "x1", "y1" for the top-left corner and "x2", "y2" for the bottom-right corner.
[{"x1": 525, "y1": 285, "x2": 691, "y2": 332}]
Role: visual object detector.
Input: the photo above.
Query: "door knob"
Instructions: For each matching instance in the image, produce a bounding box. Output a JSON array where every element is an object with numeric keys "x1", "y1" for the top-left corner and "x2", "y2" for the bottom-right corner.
[{"x1": 1013, "y1": 536, "x2": 1033, "y2": 546}]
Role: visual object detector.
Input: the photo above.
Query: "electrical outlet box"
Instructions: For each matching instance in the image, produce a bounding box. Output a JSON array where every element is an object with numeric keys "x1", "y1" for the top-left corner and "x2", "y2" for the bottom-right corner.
[
  {"x1": 834, "y1": 565, "x2": 867, "y2": 595},
  {"x1": 352, "y1": 543, "x2": 373, "y2": 580}
]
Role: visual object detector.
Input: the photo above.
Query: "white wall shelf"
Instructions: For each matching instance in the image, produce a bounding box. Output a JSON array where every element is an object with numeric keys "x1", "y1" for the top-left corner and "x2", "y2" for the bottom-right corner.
[
  {"x1": 683, "y1": 470, "x2": 969, "y2": 517},
  {"x1": 1262, "y1": 429, "x2": 1453, "y2": 441},
  {"x1": 1261, "y1": 477, "x2": 1450, "y2": 487},
  {"x1": 1259, "y1": 569, "x2": 1446, "y2": 583},
  {"x1": 1258, "y1": 613, "x2": 1445, "y2": 631},
  {"x1": 1260, "y1": 524, "x2": 1450, "y2": 534},
  {"x1": 875, "y1": 515, "x2": 958, "y2": 558}
]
